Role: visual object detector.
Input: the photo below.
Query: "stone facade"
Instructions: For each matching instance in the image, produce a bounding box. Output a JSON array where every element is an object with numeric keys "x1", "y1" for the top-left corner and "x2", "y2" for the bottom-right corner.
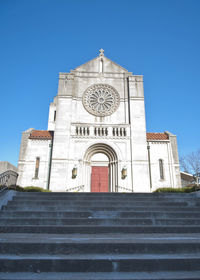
[{"x1": 17, "y1": 50, "x2": 181, "y2": 192}]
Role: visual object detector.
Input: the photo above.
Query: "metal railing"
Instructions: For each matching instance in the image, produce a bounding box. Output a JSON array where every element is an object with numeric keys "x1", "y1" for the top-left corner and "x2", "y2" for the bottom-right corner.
[
  {"x1": 0, "y1": 170, "x2": 18, "y2": 192},
  {"x1": 66, "y1": 185, "x2": 84, "y2": 192},
  {"x1": 117, "y1": 185, "x2": 133, "y2": 192}
]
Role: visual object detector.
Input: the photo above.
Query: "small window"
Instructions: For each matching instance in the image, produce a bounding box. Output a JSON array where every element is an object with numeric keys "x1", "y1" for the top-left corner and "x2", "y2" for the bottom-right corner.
[
  {"x1": 159, "y1": 159, "x2": 164, "y2": 180},
  {"x1": 54, "y1": 110, "x2": 56, "y2": 121},
  {"x1": 34, "y1": 157, "x2": 40, "y2": 179}
]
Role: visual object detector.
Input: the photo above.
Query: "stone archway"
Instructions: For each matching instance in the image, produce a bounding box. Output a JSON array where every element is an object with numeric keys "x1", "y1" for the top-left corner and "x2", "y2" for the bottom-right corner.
[{"x1": 83, "y1": 143, "x2": 118, "y2": 192}]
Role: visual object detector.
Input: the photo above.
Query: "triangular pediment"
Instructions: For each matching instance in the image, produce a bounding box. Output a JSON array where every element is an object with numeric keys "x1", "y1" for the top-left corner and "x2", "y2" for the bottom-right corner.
[{"x1": 74, "y1": 55, "x2": 128, "y2": 73}]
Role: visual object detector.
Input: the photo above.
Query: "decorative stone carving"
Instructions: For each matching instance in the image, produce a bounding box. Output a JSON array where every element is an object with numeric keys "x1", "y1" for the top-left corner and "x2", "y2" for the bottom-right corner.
[{"x1": 82, "y1": 84, "x2": 120, "y2": 117}]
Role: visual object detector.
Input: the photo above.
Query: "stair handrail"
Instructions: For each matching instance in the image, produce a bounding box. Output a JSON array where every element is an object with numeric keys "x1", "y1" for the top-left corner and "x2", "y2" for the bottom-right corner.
[
  {"x1": 0, "y1": 170, "x2": 18, "y2": 192},
  {"x1": 117, "y1": 185, "x2": 133, "y2": 192},
  {"x1": 0, "y1": 185, "x2": 8, "y2": 193},
  {"x1": 66, "y1": 185, "x2": 84, "y2": 192}
]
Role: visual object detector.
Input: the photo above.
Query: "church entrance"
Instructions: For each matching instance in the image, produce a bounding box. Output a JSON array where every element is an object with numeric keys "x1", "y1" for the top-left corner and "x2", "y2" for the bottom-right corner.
[
  {"x1": 90, "y1": 153, "x2": 109, "y2": 192},
  {"x1": 83, "y1": 143, "x2": 118, "y2": 192},
  {"x1": 91, "y1": 166, "x2": 109, "y2": 192}
]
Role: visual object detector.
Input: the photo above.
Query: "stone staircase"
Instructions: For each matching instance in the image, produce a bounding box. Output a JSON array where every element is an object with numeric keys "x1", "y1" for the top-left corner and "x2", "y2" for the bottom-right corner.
[{"x1": 0, "y1": 192, "x2": 200, "y2": 279}]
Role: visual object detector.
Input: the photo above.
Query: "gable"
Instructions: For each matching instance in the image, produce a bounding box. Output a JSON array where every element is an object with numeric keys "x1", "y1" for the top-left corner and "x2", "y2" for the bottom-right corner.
[{"x1": 74, "y1": 55, "x2": 128, "y2": 73}]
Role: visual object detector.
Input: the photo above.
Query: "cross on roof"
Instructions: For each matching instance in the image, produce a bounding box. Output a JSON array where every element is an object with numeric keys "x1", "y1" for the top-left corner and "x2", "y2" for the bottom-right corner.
[{"x1": 99, "y1": 49, "x2": 104, "y2": 56}]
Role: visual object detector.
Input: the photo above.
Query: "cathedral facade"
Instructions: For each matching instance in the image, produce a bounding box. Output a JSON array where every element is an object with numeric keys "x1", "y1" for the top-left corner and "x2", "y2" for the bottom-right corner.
[{"x1": 17, "y1": 50, "x2": 181, "y2": 192}]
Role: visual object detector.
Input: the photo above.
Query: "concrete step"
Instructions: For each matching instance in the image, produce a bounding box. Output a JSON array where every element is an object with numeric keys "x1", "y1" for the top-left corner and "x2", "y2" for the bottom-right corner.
[
  {"x1": 6, "y1": 201, "x2": 193, "y2": 207},
  {"x1": 12, "y1": 196, "x2": 199, "y2": 202},
  {"x1": 1, "y1": 253, "x2": 200, "y2": 272},
  {"x1": 1, "y1": 271, "x2": 200, "y2": 279},
  {"x1": 1, "y1": 232, "x2": 200, "y2": 240},
  {"x1": 1, "y1": 240, "x2": 200, "y2": 254},
  {"x1": 1, "y1": 225, "x2": 200, "y2": 234},
  {"x1": 1, "y1": 218, "x2": 200, "y2": 226},
  {"x1": 1, "y1": 191, "x2": 200, "y2": 278},
  {"x1": 15, "y1": 192, "x2": 196, "y2": 197},
  {"x1": 1, "y1": 210, "x2": 200, "y2": 219},
  {"x1": 3, "y1": 205, "x2": 200, "y2": 211}
]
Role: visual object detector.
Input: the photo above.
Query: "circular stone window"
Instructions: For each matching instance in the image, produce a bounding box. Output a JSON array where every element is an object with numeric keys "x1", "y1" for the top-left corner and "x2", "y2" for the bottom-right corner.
[{"x1": 82, "y1": 84, "x2": 120, "y2": 117}]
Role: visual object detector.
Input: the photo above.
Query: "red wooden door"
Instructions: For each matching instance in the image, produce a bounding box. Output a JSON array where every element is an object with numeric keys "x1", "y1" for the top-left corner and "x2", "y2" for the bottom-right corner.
[{"x1": 91, "y1": 166, "x2": 109, "y2": 192}]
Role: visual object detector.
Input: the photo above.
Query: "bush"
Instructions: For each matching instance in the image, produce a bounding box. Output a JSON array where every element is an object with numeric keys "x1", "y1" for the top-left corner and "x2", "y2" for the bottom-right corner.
[
  {"x1": 154, "y1": 187, "x2": 183, "y2": 193},
  {"x1": 23, "y1": 186, "x2": 51, "y2": 192},
  {"x1": 154, "y1": 185, "x2": 200, "y2": 193},
  {"x1": 9, "y1": 185, "x2": 25, "y2": 192},
  {"x1": 183, "y1": 185, "x2": 200, "y2": 192},
  {"x1": 0, "y1": 185, "x2": 51, "y2": 192},
  {"x1": 0, "y1": 185, "x2": 24, "y2": 192}
]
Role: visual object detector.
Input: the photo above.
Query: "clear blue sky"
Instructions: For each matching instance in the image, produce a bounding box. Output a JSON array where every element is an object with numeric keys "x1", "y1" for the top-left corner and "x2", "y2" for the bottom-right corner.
[{"x1": 0, "y1": 0, "x2": 200, "y2": 166}]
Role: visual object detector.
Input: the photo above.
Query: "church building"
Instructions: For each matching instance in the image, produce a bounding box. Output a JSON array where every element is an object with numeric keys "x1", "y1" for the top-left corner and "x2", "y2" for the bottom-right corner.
[{"x1": 17, "y1": 50, "x2": 181, "y2": 192}]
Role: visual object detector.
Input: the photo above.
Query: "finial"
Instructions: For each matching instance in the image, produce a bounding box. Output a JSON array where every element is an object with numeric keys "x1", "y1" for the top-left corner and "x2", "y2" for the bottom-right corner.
[{"x1": 99, "y1": 48, "x2": 104, "y2": 57}]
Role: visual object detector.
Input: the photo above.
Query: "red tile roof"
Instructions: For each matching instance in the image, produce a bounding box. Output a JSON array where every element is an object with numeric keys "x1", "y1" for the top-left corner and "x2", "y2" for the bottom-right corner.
[
  {"x1": 146, "y1": 132, "x2": 169, "y2": 140},
  {"x1": 29, "y1": 130, "x2": 53, "y2": 140},
  {"x1": 29, "y1": 130, "x2": 168, "y2": 141}
]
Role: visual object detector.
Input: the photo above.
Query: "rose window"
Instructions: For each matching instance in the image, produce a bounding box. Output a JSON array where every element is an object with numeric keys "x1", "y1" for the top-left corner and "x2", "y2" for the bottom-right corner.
[{"x1": 82, "y1": 84, "x2": 120, "y2": 117}]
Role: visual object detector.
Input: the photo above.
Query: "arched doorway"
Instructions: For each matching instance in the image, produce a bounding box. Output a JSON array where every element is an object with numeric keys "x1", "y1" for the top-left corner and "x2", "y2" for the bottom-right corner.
[{"x1": 83, "y1": 143, "x2": 118, "y2": 192}]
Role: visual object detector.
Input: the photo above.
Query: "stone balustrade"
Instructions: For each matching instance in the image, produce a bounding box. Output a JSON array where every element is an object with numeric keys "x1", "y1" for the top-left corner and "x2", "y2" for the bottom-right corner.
[{"x1": 71, "y1": 123, "x2": 130, "y2": 138}]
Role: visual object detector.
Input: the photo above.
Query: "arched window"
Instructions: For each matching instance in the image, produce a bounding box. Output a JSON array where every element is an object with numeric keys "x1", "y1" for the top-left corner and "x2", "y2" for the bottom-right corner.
[
  {"x1": 54, "y1": 110, "x2": 56, "y2": 122},
  {"x1": 159, "y1": 159, "x2": 164, "y2": 180},
  {"x1": 34, "y1": 157, "x2": 40, "y2": 179}
]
